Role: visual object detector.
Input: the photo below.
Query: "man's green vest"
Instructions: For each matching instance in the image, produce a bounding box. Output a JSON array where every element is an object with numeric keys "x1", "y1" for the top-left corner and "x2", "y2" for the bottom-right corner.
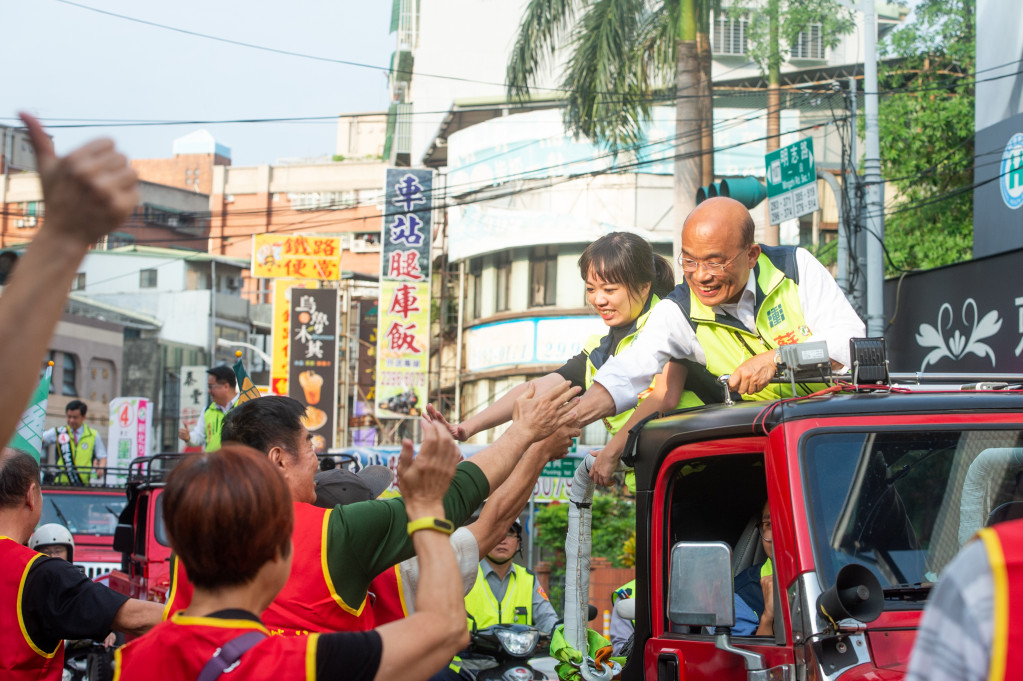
[
  {"x1": 56, "y1": 425, "x2": 98, "y2": 484},
  {"x1": 583, "y1": 295, "x2": 705, "y2": 435},
  {"x1": 666, "y1": 245, "x2": 823, "y2": 401},
  {"x1": 464, "y1": 563, "x2": 535, "y2": 629},
  {"x1": 203, "y1": 403, "x2": 230, "y2": 452}
]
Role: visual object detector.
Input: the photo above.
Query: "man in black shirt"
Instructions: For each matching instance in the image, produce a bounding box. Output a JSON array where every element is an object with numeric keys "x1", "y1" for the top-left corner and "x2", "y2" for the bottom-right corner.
[{"x1": 0, "y1": 448, "x2": 163, "y2": 678}]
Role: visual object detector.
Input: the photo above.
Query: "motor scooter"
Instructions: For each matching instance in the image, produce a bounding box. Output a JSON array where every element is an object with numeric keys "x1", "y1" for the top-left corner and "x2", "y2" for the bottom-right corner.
[
  {"x1": 62, "y1": 639, "x2": 114, "y2": 681},
  {"x1": 458, "y1": 617, "x2": 555, "y2": 681}
]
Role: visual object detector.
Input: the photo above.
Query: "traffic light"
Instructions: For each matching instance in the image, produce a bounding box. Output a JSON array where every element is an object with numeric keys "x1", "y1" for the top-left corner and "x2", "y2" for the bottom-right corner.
[
  {"x1": 695, "y1": 182, "x2": 723, "y2": 204},
  {"x1": 695, "y1": 176, "x2": 767, "y2": 209}
]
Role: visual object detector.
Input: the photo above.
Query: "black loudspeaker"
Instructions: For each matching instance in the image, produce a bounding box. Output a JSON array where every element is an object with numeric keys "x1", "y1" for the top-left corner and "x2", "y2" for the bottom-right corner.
[{"x1": 815, "y1": 564, "x2": 884, "y2": 627}]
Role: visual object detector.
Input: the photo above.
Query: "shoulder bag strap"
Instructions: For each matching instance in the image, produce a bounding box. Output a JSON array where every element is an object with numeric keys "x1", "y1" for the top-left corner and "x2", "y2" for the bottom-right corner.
[{"x1": 196, "y1": 631, "x2": 267, "y2": 681}]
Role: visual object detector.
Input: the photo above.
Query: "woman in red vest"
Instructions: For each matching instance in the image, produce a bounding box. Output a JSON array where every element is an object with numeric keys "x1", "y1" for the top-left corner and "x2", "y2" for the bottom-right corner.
[{"x1": 116, "y1": 438, "x2": 469, "y2": 681}]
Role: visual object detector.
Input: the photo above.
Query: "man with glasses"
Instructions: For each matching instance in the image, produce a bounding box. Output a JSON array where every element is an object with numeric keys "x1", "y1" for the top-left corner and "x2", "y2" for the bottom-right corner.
[
  {"x1": 568, "y1": 196, "x2": 863, "y2": 425},
  {"x1": 178, "y1": 366, "x2": 238, "y2": 451}
]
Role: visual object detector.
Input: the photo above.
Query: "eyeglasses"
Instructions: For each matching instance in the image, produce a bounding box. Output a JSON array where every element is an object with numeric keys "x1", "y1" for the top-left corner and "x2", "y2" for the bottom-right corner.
[
  {"x1": 757, "y1": 519, "x2": 772, "y2": 540},
  {"x1": 677, "y1": 249, "x2": 746, "y2": 276}
]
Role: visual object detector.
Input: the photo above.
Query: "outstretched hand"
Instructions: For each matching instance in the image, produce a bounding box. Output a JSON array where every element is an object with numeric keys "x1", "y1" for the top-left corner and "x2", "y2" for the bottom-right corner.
[
  {"x1": 398, "y1": 421, "x2": 461, "y2": 518},
  {"x1": 20, "y1": 112, "x2": 139, "y2": 248},
  {"x1": 511, "y1": 380, "x2": 581, "y2": 443},
  {"x1": 589, "y1": 444, "x2": 624, "y2": 487},
  {"x1": 536, "y1": 424, "x2": 581, "y2": 462},
  {"x1": 424, "y1": 403, "x2": 469, "y2": 442}
]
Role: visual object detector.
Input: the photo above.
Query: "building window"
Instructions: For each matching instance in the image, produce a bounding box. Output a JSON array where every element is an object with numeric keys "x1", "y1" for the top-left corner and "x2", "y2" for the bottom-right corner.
[
  {"x1": 139, "y1": 269, "x2": 158, "y2": 288},
  {"x1": 71, "y1": 273, "x2": 86, "y2": 291},
  {"x1": 62, "y1": 353, "x2": 78, "y2": 397},
  {"x1": 495, "y1": 252, "x2": 511, "y2": 312},
  {"x1": 791, "y1": 24, "x2": 824, "y2": 59},
  {"x1": 529, "y1": 246, "x2": 557, "y2": 307},
  {"x1": 469, "y1": 258, "x2": 483, "y2": 320},
  {"x1": 713, "y1": 13, "x2": 748, "y2": 55}
]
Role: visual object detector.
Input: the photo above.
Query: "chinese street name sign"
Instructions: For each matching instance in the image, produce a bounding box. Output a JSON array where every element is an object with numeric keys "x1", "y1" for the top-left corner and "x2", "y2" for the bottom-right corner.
[
  {"x1": 376, "y1": 168, "x2": 433, "y2": 419},
  {"x1": 765, "y1": 136, "x2": 819, "y2": 225},
  {"x1": 251, "y1": 234, "x2": 342, "y2": 280},
  {"x1": 177, "y1": 365, "x2": 206, "y2": 452},
  {"x1": 288, "y1": 288, "x2": 339, "y2": 450}
]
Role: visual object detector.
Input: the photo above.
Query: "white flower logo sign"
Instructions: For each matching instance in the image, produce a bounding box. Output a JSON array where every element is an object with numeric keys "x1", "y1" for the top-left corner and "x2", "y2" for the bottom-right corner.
[{"x1": 915, "y1": 299, "x2": 1002, "y2": 372}]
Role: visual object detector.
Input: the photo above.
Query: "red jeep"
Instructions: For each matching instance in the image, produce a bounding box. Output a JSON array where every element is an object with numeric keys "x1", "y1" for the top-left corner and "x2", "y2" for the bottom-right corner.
[
  {"x1": 107, "y1": 455, "x2": 178, "y2": 605},
  {"x1": 38, "y1": 466, "x2": 128, "y2": 580},
  {"x1": 614, "y1": 362, "x2": 1023, "y2": 680}
]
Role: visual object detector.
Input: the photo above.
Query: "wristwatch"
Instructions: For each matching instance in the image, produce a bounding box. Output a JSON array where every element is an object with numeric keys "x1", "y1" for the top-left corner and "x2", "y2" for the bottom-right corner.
[{"x1": 407, "y1": 516, "x2": 455, "y2": 536}]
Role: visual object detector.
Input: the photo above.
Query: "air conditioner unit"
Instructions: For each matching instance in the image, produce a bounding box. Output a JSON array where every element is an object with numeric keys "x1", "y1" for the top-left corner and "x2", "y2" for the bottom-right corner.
[
  {"x1": 15, "y1": 217, "x2": 36, "y2": 228},
  {"x1": 227, "y1": 276, "x2": 244, "y2": 290}
]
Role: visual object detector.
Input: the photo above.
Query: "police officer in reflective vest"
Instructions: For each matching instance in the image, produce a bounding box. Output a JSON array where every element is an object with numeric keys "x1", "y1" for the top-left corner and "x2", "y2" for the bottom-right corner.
[
  {"x1": 178, "y1": 366, "x2": 238, "y2": 452},
  {"x1": 463, "y1": 521, "x2": 558, "y2": 633},
  {"x1": 41, "y1": 400, "x2": 106, "y2": 485}
]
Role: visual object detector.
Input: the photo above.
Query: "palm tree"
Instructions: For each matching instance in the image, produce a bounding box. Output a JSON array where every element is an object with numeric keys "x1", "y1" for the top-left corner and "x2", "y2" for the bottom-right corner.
[
  {"x1": 506, "y1": 0, "x2": 714, "y2": 253},
  {"x1": 507, "y1": 0, "x2": 854, "y2": 247}
]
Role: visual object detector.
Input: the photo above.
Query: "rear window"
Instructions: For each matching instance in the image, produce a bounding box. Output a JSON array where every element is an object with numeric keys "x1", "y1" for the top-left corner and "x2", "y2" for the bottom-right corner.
[{"x1": 39, "y1": 492, "x2": 127, "y2": 537}]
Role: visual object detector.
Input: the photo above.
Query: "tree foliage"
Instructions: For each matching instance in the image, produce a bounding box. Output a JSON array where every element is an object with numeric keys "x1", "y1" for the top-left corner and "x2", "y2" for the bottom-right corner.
[
  {"x1": 728, "y1": 0, "x2": 854, "y2": 77},
  {"x1": 533, "y1": 494, "x2": 636, "y2": 611},
  {"x1": 876, "y1": 0, "x2": 975, "y2": 272}
]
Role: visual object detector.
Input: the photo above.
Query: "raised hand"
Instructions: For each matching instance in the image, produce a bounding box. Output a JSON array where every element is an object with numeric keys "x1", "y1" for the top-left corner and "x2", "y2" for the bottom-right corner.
[
  {"x1": 536, "y1": 424, "x2": 581, "y2": 462},
  {"x1": 511, "y1": 380, "x2": 581, "y2": 443},
  {"x1": 20, "y1": 112, "x2": 139, "y2": 248},
  {"x1": 424, "y1": 403, "x2": 469, "y2": 441},
  {"x1": 397, "y1": 421, "x2": 461, "y2": 519}
]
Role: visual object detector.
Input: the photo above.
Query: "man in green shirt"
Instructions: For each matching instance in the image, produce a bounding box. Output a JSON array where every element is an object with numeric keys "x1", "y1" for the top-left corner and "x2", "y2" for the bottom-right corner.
[{"x1": 169, "y1": 382, "x2": 578, "y2": 629}]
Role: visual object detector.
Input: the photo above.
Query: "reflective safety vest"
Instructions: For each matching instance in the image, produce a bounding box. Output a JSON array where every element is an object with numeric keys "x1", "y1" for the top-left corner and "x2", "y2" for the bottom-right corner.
[
  {"x1": 977, "y1": 518, "x2": 1023, "y2": 681},
  {"x1": 0, "y1": 537, "x2": 64, "y2": 681},
  {"x1": 115, "y1": 613, "x2": 313, "y2": 681},
  {"x1": 583, "y1": 295, "x2": 706, "y2": 435},
  {"x1": 612, "y1": 578, "x2": 636, "y2": 626},
  {"x1": 370, "y1": 564, "x2": 409, "y2": 626},
  {"x1": 464, "y1": 563, "x2": 535, "y2": 629},
  {"x1": 262, "y1": 501, "x2": 374, "y2": 634},
  {"x1": 665, "y1": 245, "x2": 824, "y2": 401},
  {"x1": 163, "y1": 502, "x2": 375, "y2": 635},
  {"x1": 202, "y1": 402, "x2": 231, "y2": 452},
  {"x1": 55, "y1": 425, "x2": 98, "y2": 484}
]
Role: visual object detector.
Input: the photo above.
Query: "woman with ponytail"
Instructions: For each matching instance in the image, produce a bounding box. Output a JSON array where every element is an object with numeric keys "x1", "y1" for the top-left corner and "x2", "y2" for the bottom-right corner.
[{"x1": 426, "y1": 232, "x2": 702, "y2": 488}]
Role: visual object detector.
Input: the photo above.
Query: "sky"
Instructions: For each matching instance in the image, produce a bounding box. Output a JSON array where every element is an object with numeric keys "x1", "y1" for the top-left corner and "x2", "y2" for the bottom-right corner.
[{"x1": 2, "y1": 0, "x2": 395, "y2": 166}]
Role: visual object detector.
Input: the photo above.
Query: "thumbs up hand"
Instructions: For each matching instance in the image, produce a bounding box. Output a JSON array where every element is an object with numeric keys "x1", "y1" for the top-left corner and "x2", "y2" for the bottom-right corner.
[{"x1": 19, "y1": 112, "x2": 139, "y2": 248}]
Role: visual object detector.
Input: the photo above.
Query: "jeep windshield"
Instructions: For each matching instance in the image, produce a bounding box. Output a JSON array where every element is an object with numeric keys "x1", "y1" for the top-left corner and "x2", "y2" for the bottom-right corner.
[
  {"x1": 802, "y1": 428, "x2": 1023, "y2": 597},
  {"x1": 39, "y1": 492, "x2": 127, "y2": 537}
]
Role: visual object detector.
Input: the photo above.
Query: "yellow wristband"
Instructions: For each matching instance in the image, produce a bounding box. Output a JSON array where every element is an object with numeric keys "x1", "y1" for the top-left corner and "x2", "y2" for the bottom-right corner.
[{"x1": 407, "y1": 516, "x2": 454, "y2": 536}]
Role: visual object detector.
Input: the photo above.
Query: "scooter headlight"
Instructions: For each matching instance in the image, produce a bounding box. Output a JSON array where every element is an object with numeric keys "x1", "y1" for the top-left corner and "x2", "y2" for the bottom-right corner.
[{"x1": 495, "y1": 627, "x2": 539, "y2": 657}]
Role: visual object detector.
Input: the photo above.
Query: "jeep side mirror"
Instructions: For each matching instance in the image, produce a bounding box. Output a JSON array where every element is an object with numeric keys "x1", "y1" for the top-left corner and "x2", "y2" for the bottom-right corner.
[{"x1": 667, "y1": 541, "x2": 735, "y2": 628}]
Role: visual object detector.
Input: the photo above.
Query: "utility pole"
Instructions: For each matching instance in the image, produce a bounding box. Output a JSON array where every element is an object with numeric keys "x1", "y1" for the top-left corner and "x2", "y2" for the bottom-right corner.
[{"x1": 862, "y1": 0, "x2": 886, "y2": 336}]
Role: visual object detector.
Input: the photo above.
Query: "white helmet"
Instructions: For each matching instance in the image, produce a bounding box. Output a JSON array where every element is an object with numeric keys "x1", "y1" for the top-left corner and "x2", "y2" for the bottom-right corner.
[{"x1": 29, "y1": 523, "x2": 74, "y2": 562}]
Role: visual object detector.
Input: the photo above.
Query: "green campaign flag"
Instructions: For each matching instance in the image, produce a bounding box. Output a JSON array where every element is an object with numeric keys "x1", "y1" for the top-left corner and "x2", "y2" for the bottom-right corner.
[
  {"x1": 233, "y1": 355, "x2": 261, "y2": 405},
  {"x1": 10, "y1": 365, "x2": 52, "y2": 461}
]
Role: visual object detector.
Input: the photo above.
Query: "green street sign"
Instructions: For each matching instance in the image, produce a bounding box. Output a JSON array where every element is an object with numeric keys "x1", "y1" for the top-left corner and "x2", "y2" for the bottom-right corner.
[
  {"x1": 765, "y1": 137, "x2": 819, "y2": 224},
  {"x1": 540, "y1": 458, "x2": 581, "y2": 478}
]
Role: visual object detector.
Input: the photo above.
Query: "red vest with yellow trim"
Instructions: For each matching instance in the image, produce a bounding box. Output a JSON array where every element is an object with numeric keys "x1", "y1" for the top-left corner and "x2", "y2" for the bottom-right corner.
[
  {"x1": 0, "y1": 537, "x2": 64, "y2": 681},
  {"x1": 162, "y1": 553, "x2": 193, "y2": 620},
  {"x1": 370, "y1": 565, "x2": 409, "y2": 625},
  {"x1": 977, "y1": 518, "x2": 1023, "y2": 681},
  {"x1": 161, "y1": 503, "x2": 375, "y2": 634},
  {"x1": 262, "y1": 501, "x2": 374, "y2": 635},
  {"x1": 114, "y1": 613, "x2": 315, "y2": 681}
]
